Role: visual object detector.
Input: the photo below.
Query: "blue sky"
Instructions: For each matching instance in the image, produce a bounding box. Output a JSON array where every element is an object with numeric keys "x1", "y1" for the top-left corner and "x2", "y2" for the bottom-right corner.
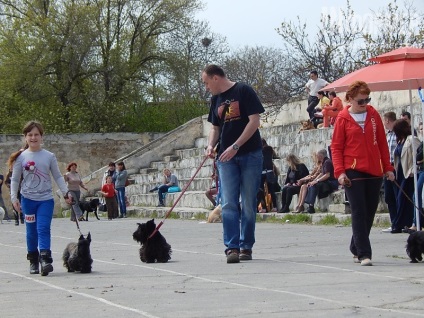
[{"x1": 195, "y1": 0, "x2": 418, "y2": 49}]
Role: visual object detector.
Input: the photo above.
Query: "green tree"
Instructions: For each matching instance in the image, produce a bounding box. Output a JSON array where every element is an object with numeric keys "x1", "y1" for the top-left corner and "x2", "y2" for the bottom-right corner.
[{"x1": 0, "y1": 0, "x2": 203, "y2": 133}]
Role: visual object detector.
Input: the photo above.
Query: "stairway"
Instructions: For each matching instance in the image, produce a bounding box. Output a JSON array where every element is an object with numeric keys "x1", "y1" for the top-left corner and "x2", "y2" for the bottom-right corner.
[{"x1": 122, "y1": 116, "x2": 389, "y2": 223}]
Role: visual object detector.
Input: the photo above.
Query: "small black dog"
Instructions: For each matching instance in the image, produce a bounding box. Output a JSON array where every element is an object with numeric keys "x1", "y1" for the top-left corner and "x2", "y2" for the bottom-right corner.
[
  {"x1": 132, "y1": 219, "x2": 172, "y2": 263},
  {"x1": 62, "y1": 232, "x2": 93, "y2": 273},
  {"x1": 406, "y1": 231, "x2": 424, "y2": 263},
  {"x1": 79, "y1": 198, "x2": 100, "y2": 221}
]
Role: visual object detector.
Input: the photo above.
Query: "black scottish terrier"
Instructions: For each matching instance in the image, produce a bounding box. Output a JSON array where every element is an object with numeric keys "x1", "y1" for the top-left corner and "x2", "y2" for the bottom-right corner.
[
  {"x1": 79, "y1": 198, "x2": 100, "y2": 221},
  {"x1": 406, "y1": 231, "x2": 424, "y2": 263},
  {"x1": 62, "y1": 232, "x2": 93, "y2": 273},
  {"x1": 132, "y1": 219, "x2": 172, "y2": 263}
]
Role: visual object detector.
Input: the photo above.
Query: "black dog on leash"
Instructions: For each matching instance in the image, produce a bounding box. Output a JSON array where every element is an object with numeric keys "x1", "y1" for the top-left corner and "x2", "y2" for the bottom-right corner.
[
  {"x1": 132, "y1": 219, "x2": 172, "y2": 263},
  {"x1": 79, "y1": 198, "x2": 100, "y2": 221},
  {"x1": 62, "y1": 232, "x2": 93, "y2": 273},
  {"x1": 406, "y1": 231, "x2": 424, "y2": 263}
]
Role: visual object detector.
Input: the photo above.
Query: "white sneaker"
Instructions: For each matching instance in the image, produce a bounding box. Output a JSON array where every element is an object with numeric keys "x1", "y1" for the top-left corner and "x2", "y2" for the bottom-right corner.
[
  {"x1": 360, "y1": 258, "x2": 372, "y2": 266},
  {"x1": 381, "y1": 227, "x2": 392, "y2": 233}
]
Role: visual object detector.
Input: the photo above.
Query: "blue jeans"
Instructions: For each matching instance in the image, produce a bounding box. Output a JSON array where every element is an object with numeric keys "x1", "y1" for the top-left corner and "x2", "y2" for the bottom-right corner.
[
  {"x1": 21, "y1": 197, "x2": 54, "y2": 252},
  {"x1": 217, "y1": 149, "x2": 263, "y2": 252},
  {"x1": 158, "y1": 185, "x2": 169, "y2": 204},
  {"x1": 116, "y1": 187, "x2": 126, "y2": 215}
]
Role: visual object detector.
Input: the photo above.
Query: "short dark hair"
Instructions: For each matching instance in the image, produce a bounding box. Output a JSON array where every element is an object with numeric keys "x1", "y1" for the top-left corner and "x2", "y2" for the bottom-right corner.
[
  {"x1": 310, "y1": 70, "x2": 318, "y2": 76},
  {"x1": 203, "y1": 64, "x2": 226, "y2": 78},
  {"x1": 401, "y1": 110, "x2": 411, "y2": 120},
  {"x1": 117, "y1": 161, "x2": 126, "y2": 170},
  {"x1": 383, "y1": 111, "x2": 396, "y2": 122},
  {"x1": 329, "y1": 91, "x2": 337, "y2": 97},
  {"x1": 108, "y1": 162, "x2": 116, "y2": 167}
]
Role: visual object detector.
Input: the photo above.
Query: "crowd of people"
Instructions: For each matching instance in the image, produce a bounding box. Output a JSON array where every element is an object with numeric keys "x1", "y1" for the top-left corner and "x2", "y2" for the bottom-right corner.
[{"x1": 3, "y1": 64, "x2": 422, "y2": 272}]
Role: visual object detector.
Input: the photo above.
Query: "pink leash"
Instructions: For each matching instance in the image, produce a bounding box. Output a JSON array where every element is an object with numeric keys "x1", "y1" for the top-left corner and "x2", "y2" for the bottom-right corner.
[{"x1": 148, "y1": 155, "x2": 210, "y2": 239}]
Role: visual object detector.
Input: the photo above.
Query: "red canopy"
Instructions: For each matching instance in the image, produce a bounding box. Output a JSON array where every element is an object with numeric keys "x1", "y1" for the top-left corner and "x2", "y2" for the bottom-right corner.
[{"x1": 323, "y1": 47, "x2": 424, "y2": 92}]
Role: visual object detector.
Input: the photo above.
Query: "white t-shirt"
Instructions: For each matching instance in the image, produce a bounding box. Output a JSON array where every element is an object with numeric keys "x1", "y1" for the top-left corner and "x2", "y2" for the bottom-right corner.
[{"x1": 305, "y1": 78, "x2": 329, "y2": 96}]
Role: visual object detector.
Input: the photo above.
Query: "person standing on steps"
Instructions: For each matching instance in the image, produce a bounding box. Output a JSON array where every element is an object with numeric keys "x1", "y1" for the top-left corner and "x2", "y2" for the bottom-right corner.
[{"x1": 203, "y1": 64, "x2": 264, "y2": 264}]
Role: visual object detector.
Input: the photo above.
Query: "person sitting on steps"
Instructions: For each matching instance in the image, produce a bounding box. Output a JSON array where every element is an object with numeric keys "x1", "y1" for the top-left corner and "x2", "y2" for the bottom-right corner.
[
  {"x1": 279, "y1": 154, "x2": 309, "y2": 213},
  {"x1": 150, "y1": 168, "x2": 180, "y2": 207},
  {"x1": 302, "y1": 149, "x2": 338, "y2": 214},
  {"x1": 293, "y1": 152, "x2": 321, "y2": 213}
]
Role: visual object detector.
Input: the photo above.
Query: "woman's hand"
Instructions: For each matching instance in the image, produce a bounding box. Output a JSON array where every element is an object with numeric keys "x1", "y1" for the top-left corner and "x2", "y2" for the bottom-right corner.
[
  {"x1": 386, "y1": 171, "x2": 395, "y2": 181},
  {"x1": 338, "y1": 173, "x2": 351, "y2": 187}
]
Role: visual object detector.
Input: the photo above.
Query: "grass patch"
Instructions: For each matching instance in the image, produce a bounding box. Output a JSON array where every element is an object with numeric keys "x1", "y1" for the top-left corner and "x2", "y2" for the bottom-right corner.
[
  {"x1": 150, "y1": 211, "x2": 158, "y2": 219},
  {"x1": 317, "y1": 214, "x2": 339, "y2": 225},
  {"x1": 281, "y1": 214, "x2": 312, "y2": 224},
  {"x1": 167, "y1": 212, "x2": 180, "y2": 219},
  {"x1": 193, "y1": 213, "x2": 207, "y2": 221}
]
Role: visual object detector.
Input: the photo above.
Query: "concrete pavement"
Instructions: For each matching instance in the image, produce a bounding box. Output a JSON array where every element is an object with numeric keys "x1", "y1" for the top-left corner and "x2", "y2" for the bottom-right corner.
[{"x1": 0, "y1": 217, "x2": 423, "y2": 318}]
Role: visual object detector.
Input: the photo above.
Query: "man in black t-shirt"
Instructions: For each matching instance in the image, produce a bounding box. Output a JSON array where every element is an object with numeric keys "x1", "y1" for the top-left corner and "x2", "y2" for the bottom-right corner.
[{"x1": 203, "y1": 64, "x2": 264, "y2": 264}]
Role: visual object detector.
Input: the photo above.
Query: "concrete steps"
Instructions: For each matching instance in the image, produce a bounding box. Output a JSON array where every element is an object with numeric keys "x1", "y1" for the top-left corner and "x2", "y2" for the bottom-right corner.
[{"x1": 123, "y1": 205, "x2": 391, "y2": 225}]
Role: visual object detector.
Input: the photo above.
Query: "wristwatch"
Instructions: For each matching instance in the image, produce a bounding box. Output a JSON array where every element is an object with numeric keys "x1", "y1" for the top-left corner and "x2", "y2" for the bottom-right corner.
[{"x1": 232, "y1": 144, "x2": 240, "y2": 151}]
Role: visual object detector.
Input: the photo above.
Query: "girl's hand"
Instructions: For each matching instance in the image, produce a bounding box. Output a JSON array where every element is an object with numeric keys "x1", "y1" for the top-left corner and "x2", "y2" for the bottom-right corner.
[{"x1": 13, "y1": 201, "x2": 21, "y2": 213}]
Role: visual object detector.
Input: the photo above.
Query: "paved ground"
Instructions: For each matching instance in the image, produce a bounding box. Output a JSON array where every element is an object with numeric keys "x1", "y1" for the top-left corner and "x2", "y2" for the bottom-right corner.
[{"x1": 0, "y1": 217, "x2": 423, "y2": 318}]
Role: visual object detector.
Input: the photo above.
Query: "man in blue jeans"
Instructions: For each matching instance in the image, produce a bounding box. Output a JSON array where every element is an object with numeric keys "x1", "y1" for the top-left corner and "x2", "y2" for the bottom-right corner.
[{"x1": 203, "y1": 64, "x2": 264, "y2": 264}]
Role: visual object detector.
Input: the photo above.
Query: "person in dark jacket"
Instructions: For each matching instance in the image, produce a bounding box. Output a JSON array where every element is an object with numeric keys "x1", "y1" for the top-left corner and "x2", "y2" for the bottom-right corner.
[
  {"x1": 279, "y1": 154, "x2": 309, "y2": 213},
  {"x1": 258, "y1": 138, "x2": 279, "y2": 212}
]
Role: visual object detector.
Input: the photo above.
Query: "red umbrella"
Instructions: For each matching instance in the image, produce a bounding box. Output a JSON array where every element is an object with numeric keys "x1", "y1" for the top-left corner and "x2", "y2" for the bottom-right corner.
[
  {"x1": 323, "y1": 47, "x2": 424, "y2": 229},
  {"x1": 323, "y1": 47, "x2": 424, "y2": 92}
]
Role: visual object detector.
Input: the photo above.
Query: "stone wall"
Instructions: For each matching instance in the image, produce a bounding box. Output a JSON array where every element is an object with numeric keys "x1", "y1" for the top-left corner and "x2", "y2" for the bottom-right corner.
[{"x1": 0, "y1": 132, "x2": 164, "y2": 214}]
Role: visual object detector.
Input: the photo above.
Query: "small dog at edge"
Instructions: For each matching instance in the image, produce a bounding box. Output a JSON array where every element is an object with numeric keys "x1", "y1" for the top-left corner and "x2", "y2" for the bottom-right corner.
[
  {"x1": 132, "y1": 219, "x2": 172, "y2": 263},
  {"x1": 406, "y1": 231, "x2": 424, "y2": 263},
  {"x1": 62, "y1": 232, "x2": 93, "y2": 273},
  {"x1": 298, "y1": 119, "x2": 315, "y2": 133}
]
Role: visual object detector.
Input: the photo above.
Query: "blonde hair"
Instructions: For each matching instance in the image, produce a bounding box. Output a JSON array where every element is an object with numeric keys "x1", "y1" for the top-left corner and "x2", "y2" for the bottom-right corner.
[{"x1": 286, "y1": 154, "x2": 301, "y2": 170}]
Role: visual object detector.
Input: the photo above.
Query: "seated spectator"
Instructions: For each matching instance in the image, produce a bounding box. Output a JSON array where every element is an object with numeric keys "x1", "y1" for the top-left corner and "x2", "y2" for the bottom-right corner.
[
  {"x1": 303, "y1": 149, "x2": 339, "y2": 214},
  {"x1": 322, "y1": 91, "x2": 343, "y2": 128},
  {"x1": 258, "y1": 138, "x2": 279, "y2": 212},
  {"x1": 150, "y1": 168, "x2": 180, "y2": 207},
  {"x1": 279, "y1": 154, "x2": 309, "y2": 213},
  {"x1": 294, "y1": 153, "x2": 322, "y2": 213}
]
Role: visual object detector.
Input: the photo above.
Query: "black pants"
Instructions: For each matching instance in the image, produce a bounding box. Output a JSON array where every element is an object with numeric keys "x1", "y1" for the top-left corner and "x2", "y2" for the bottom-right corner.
[
  {"x1": 344, "y1": 170, "x2": 382, "y2": 260},
  {"x1": 384, "y1": 176, "x2": 397, "y2": 224},
  {"x1": 307, "y1": 96, "x2": 319, "y2": 120},
  {"x1": 281, "y1": 185, "x2": 301, "y2": 210}
]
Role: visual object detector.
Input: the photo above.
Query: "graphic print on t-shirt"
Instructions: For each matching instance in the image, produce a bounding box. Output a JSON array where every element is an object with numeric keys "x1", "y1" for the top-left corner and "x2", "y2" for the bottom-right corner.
[{"x1": 218, "y1": 100, "x2": 241, "y2": 123}]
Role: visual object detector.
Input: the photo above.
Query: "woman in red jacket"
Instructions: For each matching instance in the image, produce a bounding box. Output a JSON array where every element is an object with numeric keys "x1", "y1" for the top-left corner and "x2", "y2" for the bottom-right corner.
[{"x1": 331, "y1": 81, "x2": 395, "y2": 266}]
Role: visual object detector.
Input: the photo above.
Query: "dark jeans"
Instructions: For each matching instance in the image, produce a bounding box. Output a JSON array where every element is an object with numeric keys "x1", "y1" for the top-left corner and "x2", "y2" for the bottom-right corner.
[
  {"x1": 344, "y1": 170, "x2": 382, "y2": 260},
  {"x1": 392, "y1": 175, "x2": 414, "y2": 231},
  {"x1": 158, "y1": 184, "x2": 170, "y2": 205},
  {"x1": 304, "y1": 180, "x2": 338, "y2": 207},
  {"x1": 384, "y1": 176, "x2": 397, "y2": 223},
  {"x1": 281, "y1": 185, "x2": 301, "y2": 210},
  {"x1": 307, "y1": 96, "x2": 319, "y2": 120}
]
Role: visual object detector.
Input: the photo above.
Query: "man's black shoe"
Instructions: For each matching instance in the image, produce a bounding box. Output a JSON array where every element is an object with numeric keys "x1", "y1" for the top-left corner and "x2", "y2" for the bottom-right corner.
[
  {"x1": 149, "y1": 186, "x2": 158, "y2": 193},
  {"x1": 307, "y1": 205, "x2": 315, "y2": 214}
]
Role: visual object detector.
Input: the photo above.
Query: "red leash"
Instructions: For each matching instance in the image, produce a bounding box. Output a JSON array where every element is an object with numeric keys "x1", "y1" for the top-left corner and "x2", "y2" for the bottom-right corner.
[{"x1": 148, "y1": 155, "x2": 210, "y2": 239}]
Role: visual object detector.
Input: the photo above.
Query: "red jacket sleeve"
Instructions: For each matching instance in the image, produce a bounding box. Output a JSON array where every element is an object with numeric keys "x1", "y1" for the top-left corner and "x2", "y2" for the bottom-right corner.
[{"x1": 330, "y1": 116, "x2": 346, "y2": 178}]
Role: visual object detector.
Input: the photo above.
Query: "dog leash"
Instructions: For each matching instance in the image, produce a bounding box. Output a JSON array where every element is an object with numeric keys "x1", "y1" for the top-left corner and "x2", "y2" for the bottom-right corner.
[
  {"x1": 343, "y1": 176, "x2": 424, "y2": 217},
  {"x1": 148, "y1": 155, "x2": 209, "y2": 239},
  {"x1": 68, "y1": 194, "x2": 84, "y2": 236}
]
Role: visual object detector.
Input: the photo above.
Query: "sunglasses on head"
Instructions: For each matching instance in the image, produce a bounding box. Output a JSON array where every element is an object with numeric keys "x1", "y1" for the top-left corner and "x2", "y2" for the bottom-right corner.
[{"x1": 354, "y1": 97, "x2": 371, "y2": 106}]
